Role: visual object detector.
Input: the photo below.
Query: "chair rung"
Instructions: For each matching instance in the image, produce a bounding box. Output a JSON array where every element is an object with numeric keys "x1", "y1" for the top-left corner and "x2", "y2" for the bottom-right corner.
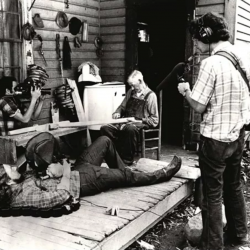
[
  {"x1": 145, "y1": 147, "x2": 159, "y2": 151},
  {"x1": 144, "y1": 129, "x2": 160, "y2": 133},
  {"x1": 145, "y1": 137, "x2": 159, "y2": 141}
]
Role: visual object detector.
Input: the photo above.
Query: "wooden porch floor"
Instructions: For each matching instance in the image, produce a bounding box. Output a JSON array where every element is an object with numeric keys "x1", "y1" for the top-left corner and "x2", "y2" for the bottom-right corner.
[{"x1": 0, "y1": 146, "x2": 199, "y2": 250}]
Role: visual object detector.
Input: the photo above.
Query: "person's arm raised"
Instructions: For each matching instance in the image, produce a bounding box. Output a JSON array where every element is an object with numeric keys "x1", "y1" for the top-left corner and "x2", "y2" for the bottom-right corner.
[
  {"x1": 32, "y1": 95, "x2": 45, "y2": 119},
  {"x1": 13, "y1": 86, "x2": 41, "y2": 123}
]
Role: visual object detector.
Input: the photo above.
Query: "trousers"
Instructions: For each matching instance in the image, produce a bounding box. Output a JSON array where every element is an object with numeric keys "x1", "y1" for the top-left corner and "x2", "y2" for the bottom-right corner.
[
  {"x1": 73, "y1": 136, "x2": 167, "y2": 196},
  {"x1": 100, "y1": 123, "x2": 140, "y2": 164},
  {"x1": 199, "y1": 128, "x2": 247, "y2": 250}
]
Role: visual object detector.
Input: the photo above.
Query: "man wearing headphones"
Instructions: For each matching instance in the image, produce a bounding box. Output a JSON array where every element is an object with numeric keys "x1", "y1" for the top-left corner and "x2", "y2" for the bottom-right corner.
[{"x1": 178, "y1": 12, "x2": 250, "y2": 249}]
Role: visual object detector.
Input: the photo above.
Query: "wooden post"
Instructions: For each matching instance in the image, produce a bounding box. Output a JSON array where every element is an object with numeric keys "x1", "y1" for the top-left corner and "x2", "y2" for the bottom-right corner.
[
  {"x1": 157, "y1": 90, "x2": 162, "y2": 160},
  {"x1": 225, "y1": 0, "x2": 238, "y2": 44},
  {"x1": 66, "y1": 79, "x2": 92, "y2": 146},
  {"x1": 125, "y1": 1, "x2": 138, "y2": 79},
  {"x1": 22, "y1": 0, "x2": 34, "y2": 74},
  {"x1": 141, "y1": 130, "x2": 145, "y2": 158}
]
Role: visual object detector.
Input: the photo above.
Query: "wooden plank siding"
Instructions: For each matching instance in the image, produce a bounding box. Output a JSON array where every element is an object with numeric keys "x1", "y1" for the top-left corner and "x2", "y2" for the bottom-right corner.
[
  {"x1": 235, "y1": 0, "x2": 250, "y2": 61},
  {"x1": 99, "y1": 0, "x2": 126, "y2": 82},
  {"x1": 29, "y1": 0, "x2": 101, "y2": 125}
]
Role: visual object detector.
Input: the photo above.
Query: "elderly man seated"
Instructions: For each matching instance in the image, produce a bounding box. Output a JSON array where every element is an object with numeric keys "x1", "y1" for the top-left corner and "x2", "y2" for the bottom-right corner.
[
  {"x1": 101, "y1": 70, "x2": 159, "y2": 165},
  {"x1": 0, "y1": 132, "x2": 181, "y2": 214}
]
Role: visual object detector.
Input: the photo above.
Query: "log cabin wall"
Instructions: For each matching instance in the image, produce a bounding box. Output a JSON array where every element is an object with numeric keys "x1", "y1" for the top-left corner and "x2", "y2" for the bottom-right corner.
[
  {"x1": 30, "y1": 0, "x2": 101, "y2": 125},
  {"x1": 99, "y1": 0, "x2": 126, "y2": 83}
]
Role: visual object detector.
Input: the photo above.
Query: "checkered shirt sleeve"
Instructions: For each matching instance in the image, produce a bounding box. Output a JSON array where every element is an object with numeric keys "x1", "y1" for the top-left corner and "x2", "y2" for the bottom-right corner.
[
  {"x1": 190, "y1": 60, "x2": 215, "y2": 105},
  {"x1": 21, "y1": 178, "x2": 71, "y2": 208},
  {"x1": 11, "y1": 171, "x2": 80, "y2": 209},
  {"x1": 0, "y1": 97, "x2": 19, "y2": 116},
  {"x1": 0, "y1": 97, "x2": 21, "y2": 135}
]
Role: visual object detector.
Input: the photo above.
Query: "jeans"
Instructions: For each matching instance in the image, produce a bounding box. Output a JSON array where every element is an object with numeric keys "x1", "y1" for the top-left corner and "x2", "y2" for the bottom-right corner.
[
  {"x1": 73, "y1": 136, "x2": 167, "y2": 196},
  {"x1": 199, "y1": 129, "x2": 247, "y2": 250},
  {"x1": 100, "y1": 123, "x2": 140, "y2": 164}
]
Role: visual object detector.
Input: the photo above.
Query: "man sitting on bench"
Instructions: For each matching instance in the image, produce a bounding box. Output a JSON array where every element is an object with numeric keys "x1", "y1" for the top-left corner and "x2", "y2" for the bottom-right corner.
[{"x1": 0, "y1": 132, "x2": 181, "y2": 211}]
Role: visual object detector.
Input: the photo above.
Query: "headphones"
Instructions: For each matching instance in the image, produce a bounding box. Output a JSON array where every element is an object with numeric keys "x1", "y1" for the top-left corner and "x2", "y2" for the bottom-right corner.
[{"x1": 197, "y1": 16, "x2": 213, "y2": 43}]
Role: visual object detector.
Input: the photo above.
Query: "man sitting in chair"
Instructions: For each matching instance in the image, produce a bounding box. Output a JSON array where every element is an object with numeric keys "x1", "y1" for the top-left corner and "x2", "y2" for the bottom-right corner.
[
  {"x1": 101, "y1": 70, "x2": 159, "y2": 165},
  {"x1": 0, "y1": 132, "x2": 181, "y2": 211}
]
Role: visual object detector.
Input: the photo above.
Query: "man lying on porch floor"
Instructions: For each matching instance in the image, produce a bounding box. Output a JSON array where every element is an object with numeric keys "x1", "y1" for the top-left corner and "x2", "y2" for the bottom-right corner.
[{"x1": 0, "y1": 132, "x2": 181, "y2": 213}]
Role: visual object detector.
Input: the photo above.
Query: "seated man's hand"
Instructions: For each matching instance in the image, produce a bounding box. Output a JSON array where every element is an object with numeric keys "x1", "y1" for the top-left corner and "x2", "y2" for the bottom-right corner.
[
  {"x1": 112, "y1": 113, "x2": 121, "y2": 119},
  {"x1": 127, "y1": 117, "x2": 137, "y2": 122}
]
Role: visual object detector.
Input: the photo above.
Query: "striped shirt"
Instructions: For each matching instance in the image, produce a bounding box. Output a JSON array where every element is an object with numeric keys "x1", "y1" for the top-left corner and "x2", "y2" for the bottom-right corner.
[{"x1": 190, "y1": 41, "x2": 250, "y2": 142}]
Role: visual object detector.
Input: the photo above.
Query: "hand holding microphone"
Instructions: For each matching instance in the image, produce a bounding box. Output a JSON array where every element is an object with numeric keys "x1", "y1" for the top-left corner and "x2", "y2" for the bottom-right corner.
[{"x1": 178, "y1": 82, "x2": 191, "y2": 97}]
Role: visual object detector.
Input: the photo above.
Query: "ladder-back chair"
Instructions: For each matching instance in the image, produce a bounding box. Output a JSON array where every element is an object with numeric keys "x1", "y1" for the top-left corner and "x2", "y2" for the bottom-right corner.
[{"x1": 140, "y1": 90, "x2": 162, "y2": 160}]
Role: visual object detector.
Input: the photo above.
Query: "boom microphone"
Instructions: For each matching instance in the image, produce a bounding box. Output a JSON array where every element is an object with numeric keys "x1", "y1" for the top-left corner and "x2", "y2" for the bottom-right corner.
[
  {"x1": 156, "y1": 62, "x2": 187, "y2": 92},
  {"x1": 156, "y1": 55, "x2": 200, "y2": 92}
]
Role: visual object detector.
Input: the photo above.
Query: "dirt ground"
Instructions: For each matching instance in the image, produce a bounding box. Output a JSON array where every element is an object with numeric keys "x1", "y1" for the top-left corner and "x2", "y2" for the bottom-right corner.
[
  {"x1": 126, "y1": 143, "x2": 250, "y2": 250},
  {"x1": 126, "y1": 180, "x2": 250, "y2": 250}
]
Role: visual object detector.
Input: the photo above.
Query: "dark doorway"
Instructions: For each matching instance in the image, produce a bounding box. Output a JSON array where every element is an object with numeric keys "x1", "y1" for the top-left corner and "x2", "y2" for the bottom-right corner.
[{"x1": 126, "y1": 0, "x2": 191, "y2": 146}]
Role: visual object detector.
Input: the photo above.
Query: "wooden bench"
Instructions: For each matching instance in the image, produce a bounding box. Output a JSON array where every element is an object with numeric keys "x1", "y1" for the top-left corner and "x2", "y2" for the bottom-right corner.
[{"x1": 0, "y1": 126, "x2": 88, "y2": 165}]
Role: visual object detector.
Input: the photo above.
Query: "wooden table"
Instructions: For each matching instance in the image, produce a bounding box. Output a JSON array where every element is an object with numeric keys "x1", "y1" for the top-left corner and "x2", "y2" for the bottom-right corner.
[{"x1": 0, "y1": 126, "x2": 87, "y2": 165}]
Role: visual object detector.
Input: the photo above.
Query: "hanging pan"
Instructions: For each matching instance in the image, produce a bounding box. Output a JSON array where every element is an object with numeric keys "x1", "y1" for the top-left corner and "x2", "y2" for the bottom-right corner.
[{"x1": 56, "y1": 11, "x2": 69, "y2": 29}]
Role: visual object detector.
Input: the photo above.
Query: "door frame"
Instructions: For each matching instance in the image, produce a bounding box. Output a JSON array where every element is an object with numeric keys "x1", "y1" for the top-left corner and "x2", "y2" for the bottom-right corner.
[{"x1": 125, "y1": 0, "x2": 197, "y2": 79}]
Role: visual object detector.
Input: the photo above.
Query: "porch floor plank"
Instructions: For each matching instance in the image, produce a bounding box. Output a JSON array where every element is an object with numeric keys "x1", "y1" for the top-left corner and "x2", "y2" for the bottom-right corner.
[{"x1": 0, "y1": 157, "x2": 199, "y2": 250}]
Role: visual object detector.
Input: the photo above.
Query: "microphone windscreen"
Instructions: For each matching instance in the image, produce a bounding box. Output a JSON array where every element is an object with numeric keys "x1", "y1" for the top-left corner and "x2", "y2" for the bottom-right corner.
[{"x1": 156, "y1": 62, "x2": 186, "y2": 92}]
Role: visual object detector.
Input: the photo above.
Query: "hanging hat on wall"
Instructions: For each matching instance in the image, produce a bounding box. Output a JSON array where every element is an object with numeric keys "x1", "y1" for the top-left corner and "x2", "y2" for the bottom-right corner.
[
  {"x1": 69, "y1": 17, "x2": 82, "y2": 35},
  {"x1": 56, "y1": 11, "x2": 69, "y2": 29},
  {"x1": 22, "y1": 22, "x2": 37, "y2": 41}
]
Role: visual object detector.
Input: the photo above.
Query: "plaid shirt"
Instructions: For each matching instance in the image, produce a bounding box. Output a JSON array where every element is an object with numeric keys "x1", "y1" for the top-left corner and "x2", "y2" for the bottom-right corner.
[
  {"x1": 0, "y1": 96, "x2": 21, "y2": 136},
  {"x1": 190, "y1": 42, "x2": 250, "y2": 142},
  {"x1": 10, "y1": 170, "x2": 80, "y2": 209}
]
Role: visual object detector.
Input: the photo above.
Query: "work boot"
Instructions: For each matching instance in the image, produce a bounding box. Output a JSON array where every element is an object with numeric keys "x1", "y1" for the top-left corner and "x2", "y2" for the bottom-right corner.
[
  {"x1": 224, "y1": 232, "x2": 250, "y2": 247},
  {"x1": 162, "y1": 155, "x2": 182, "y2": 181}
]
